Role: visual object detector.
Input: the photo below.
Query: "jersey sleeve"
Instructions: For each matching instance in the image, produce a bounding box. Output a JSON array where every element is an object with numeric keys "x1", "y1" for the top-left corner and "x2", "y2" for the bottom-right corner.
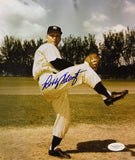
[
  {"x1": 45, "y1": 44, "x2": 62, "y2": 62},
  {"x1": 50, "y1": 58, "x2": 74, "y2": 70},
  {"x1": 32, "y1": 43, "x2": 62, "y2": 80}
]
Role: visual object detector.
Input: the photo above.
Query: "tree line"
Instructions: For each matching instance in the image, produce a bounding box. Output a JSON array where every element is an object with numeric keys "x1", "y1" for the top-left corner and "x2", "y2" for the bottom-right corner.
[{"x1": 0, "y1": 27, "x2": 135, "y2": 78}]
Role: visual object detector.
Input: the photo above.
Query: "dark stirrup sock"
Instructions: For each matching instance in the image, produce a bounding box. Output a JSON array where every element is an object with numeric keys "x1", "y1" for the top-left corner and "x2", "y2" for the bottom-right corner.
[
  {"x1": 94, "y1": 82, "x2": 111, "y2": 98},
  {"x1": 51, "y1": 136, "x2": 62, "y2": 151}
]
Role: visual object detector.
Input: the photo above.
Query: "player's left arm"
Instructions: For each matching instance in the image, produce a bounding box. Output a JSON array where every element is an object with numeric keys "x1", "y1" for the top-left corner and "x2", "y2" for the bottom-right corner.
[{"x1": 50, "y1": 58, "x2": 74, "y2": 70}]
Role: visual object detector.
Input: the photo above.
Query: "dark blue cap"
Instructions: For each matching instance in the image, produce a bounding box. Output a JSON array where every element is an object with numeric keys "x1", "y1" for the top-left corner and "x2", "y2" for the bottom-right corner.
[{"x1": 47, "y1": 25, "x2": 62, "y2": 34}]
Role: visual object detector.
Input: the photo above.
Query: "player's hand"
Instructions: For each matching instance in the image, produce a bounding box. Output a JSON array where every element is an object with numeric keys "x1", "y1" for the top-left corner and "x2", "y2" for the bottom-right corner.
[{"x1": 85, "y1": 53, "x2": 99, "y2": 72}]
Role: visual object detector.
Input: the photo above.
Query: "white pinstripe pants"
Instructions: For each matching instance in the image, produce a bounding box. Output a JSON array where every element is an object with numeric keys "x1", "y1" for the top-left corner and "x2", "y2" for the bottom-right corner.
[{"x1": 38, "y1": 62, "x2": 101, "y2": 138}]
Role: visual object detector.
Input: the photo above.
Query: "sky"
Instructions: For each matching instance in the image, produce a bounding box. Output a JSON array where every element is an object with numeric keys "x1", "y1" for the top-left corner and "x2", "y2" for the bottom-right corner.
[{"x1": 0, "y1": 0, "x2": 135, "y2": 44}]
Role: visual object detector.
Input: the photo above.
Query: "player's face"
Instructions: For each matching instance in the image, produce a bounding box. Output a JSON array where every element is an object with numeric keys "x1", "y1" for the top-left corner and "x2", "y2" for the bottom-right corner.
[
  {"x1": 89, "y1": 54, "x2": 99, "y2": 62},
  {"x1": 46, "y1": 32, "x2": 61, "y2": 46}
]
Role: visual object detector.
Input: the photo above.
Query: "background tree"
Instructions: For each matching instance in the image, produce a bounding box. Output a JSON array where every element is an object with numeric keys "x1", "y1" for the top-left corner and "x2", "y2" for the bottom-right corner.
[
  {"x1": 99, "y1": 31, "x2": 125, "y2": 77},
  {"x1": 0, "y1": 36, "x2": 23, "y2": 75},
  {"x1": 122, "y1": 28, "x2": 135, "y2": 78},
  {"x1": 59, "y1": 34, "x2": 98, "y2": 64},
  {"x1": 0, "y1": 29, "x2": 135, "y2": 78},
  {"x1": 123, "y1": 28, "x2": 135, "y2": 65},
  {"x1": 0, "y1": 36, "x2": 44, "y2": 76}
]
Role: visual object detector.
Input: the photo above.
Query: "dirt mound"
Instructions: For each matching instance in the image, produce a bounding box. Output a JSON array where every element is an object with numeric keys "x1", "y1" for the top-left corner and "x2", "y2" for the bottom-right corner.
[{"x1": 0, "y1": 123, "x2": 135, "y2": 160}]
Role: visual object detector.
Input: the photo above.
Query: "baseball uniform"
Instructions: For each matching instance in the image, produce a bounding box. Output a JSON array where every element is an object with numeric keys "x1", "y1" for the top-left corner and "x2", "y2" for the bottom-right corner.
[
  {"x1": 32, "y1": 26, "x2": 128, "y2": 159},
  {"x1": 33, "y1": 42, "x2": 101, "y2": 138}
]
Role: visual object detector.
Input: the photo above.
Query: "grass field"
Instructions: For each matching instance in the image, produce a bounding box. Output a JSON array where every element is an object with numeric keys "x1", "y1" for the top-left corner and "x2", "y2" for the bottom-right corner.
[
  {"x1": 0, "y1": 77, "x2": 135, "y2": 127},
  {"x1": 0, "y1": 77, "x2": 135, "y2": 160},
  {"x1": 0, "y1": 94, "x2": 135, "y2": 127}
]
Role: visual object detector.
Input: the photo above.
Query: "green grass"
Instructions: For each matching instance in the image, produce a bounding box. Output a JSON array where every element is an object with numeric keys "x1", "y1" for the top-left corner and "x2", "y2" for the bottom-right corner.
[
  {"x1": 102, "y1": 79, "x2": 135, "y2": 87},
  {"x1": 70, "y1": 94, "x2": 135, "y2": 124},
  {"x1": 0, "y1": 95, "x2": 55, "y2": 127},
  {"x1": 0, "y1": 77, "x2": 135, "y2": 87},
  {"x1": 0, "y1": 77, "x2": 135, "y2": 127},
  {"x1": 0, "y1": 94, "x2": 134, "y2": 127},
  {"x1": 0, "y1": 77, "x2": 37, "y2": 87}
]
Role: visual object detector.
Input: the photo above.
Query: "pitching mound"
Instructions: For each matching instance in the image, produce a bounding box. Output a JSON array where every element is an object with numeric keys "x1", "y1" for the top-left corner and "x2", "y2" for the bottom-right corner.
[{"x1": 0, "y1": 123, "x2": 135, "y2": 160}]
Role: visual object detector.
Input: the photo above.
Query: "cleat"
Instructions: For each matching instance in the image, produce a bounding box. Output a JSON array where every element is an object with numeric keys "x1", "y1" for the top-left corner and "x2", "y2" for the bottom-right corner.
[
  {"x1": 104, "y1": 90, "x2": 128, "y2": 106},
  {"x1": 49, "y1": 148, "x2": 71, "y2": 159}
]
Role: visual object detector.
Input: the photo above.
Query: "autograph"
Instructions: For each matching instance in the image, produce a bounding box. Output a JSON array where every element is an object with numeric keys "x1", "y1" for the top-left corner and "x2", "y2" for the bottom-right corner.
[{"x1": 42, "y1": 69, "x2": 87, "y2": 90}]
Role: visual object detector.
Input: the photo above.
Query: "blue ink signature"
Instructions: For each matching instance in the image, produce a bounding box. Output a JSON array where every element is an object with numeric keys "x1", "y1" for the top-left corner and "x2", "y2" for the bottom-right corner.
[{"x1": 42, "y1": 69, "x2": 87, "y2": 90}]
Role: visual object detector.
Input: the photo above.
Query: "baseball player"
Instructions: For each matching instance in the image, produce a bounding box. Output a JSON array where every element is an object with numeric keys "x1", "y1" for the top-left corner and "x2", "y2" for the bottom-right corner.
[{"x1": 32, "y1": 25, "x2": 128, "y2": 159}]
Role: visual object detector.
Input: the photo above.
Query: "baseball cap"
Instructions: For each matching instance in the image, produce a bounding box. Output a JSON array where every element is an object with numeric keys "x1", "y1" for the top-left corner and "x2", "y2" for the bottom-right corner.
[{"x1": 47, "y1": 25, "x2": 62, "y2": 34}]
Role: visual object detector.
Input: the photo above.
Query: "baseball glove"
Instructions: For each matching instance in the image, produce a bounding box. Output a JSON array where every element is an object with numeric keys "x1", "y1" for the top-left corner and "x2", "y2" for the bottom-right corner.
[
  {"x1": 104, "y1": 90, "x2": 128, "y2": 106},
  {"x1": 85, "y1": 53, "x2": 100, "y2": 72}
]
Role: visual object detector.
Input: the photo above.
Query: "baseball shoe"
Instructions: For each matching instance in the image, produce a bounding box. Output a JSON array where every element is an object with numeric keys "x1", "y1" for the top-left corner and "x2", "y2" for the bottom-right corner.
[
  {"x1": 49, "y1": 148, "x2": 71, "y2": 159},
  {"x1": 104, "y1": 89, "x2": 128, "y2": 106}
]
